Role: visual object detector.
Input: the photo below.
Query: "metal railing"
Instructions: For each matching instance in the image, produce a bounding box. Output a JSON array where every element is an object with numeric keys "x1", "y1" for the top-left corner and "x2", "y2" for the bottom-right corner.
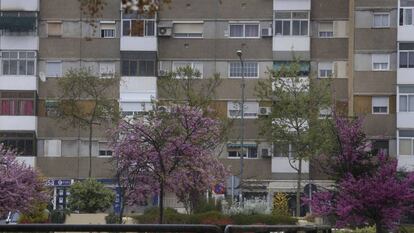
[{"x1": 0, "y1": 224, "x2": 332, "y2": 233}]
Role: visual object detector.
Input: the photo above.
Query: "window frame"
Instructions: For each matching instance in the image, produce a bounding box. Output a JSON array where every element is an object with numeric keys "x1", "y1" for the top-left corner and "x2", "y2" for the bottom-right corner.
[
  {"x1": 318, "y1": 62, "x2": 333, "y2": 78},
  {"x1": 121, "y1": 59, "x2": 156, "y2": 77},
  {"x1": 372, "y1": 54, "x2": 390, "y2": 71},
  {"x1": 46, "y1": 61, "x2": 63, "y2": 78},
  {"x1": 172, "y1": 61, "x2": 204, "y2": 78},
  {"x1": 228, "y1": 22, "x2": 260, "y2": 39},
  {"x1": 172, "y1": 22, "x2": 204, "y2": 38},
  {"x1": 227, "y1": 144, "x2": 258, "y2": 159},
  {"x1": 227, "y1": 101, "x2": 259, "y2": 119},
  {"x1": 100, "y1": 21, "x2": 116, "y2": 38},
  {"x1": 1, "y1": 51, "x2": 36, "y2": 76},
  {"x1": 372, "y1": 96, "x2": 389, "y2": 114},
  {"x1": 122, "y1": 18, "x2": 156, "y2": 37},
  {"x1": 318, "y1": 21, "x2": 334, "y2": 38},
  {"x1": 372, "y1": 12, "x2": 390, "y2": 28},
  {"x1": 274, "y1": 11, "x2": 309, "y2": 37},
  {"x1": 228, "y1": 61, "x2": 259, "y2": 78},
  {"x1": 399, "y1": 86, "x2": 414, "y2": 112}
]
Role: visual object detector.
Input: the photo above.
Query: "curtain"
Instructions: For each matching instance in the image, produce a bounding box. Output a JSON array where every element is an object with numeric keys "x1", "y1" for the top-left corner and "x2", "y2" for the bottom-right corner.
[
  {"x1": 24, "y1": 100, "x2": 34, "y2": 115},
  {"x1": 1, "y1": 100, "x2": 10, "y2": 115}
]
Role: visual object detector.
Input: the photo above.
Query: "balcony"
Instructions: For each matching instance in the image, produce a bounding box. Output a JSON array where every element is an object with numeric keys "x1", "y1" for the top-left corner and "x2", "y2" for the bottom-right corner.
[
  {"x1": 397, "y1": 112, "x2": 414, "y2": 128},
  {"x1": 120, "y1": 76, "x2": 157, "y2": 102},
  {"x1": 397, "y1": 68, "x2": 414, "y2": 84},
  {"x1": 0, "y1": 35, "x2": 38, "y2": 50},
  {"x1": 121, "y1": 37, "x2": 157, "y2": 51},
  {"x1": 0, "y1": 75, "x2": 37, "y2": 91},
  {"x1": 398, "y1": 25, "x2": 414, "y2": 42},
  {"x1": 0, "y1": 0, "x2": 39, "y2": 11},
  {"x1": 0, "y1": 116, "x2": 37, "y2": 132},
  {"x1": 398, "y1": 155, "x2": 414, "y2": 171},
  {"x1": 273, "y1": 37, "x2": 310, "y2": 52},
  {"x1": 271, "y1": 157, "x2": 309, "y2": 173},
  {"x1": 15, "y1": 156, "x2": 36, "y2": 167}
]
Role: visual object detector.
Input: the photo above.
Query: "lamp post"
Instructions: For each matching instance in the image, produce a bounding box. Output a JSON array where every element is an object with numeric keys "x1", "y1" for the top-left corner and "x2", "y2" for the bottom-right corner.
[{"x1": 236, "y1": 49, "x2": 245, "y2": 207}]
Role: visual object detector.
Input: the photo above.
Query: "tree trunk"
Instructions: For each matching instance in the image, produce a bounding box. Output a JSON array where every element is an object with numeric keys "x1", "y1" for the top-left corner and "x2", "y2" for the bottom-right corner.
[
  {"x1": 296, "y1": 158, "x2": 302, "y2": 217},
  {"x1": 159, "y1": 181, "x2": 164, "y2": 224},
  {"x1": 88, "y1": 122, "x2": 93, "y2": 178},
  {"x1": 118, "y1": 187, "x2": 125, "y2": 224}
]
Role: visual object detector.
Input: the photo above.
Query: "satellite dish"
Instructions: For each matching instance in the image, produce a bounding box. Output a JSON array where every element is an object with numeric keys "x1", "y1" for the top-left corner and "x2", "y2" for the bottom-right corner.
[{"x1": 39, "y1": 72, "x2": 46, "y2": 82}]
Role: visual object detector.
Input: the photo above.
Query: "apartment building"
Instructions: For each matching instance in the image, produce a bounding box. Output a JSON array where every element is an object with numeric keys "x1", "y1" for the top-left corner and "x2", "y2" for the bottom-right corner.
[{"x1": 0, "y1": 0, "x2": 409, "y2": 215}]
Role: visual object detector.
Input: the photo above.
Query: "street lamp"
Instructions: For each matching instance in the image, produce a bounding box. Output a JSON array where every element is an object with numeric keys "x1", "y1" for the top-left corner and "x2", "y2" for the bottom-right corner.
[{"x1": 236, "y1": 49, "x2": 245, "y2": 207}]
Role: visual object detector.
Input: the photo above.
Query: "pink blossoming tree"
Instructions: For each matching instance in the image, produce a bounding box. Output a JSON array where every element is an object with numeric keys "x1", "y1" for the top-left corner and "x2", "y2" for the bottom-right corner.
[
  {"x1": 309, "y1": 117, "x2": 414, "y2": 233},
  {"x1": 0, "y1": 144, "x2": 49, "y2": 215},
  {"x1": 111, "y1": 106, "x2": 227, "y2": 223}
]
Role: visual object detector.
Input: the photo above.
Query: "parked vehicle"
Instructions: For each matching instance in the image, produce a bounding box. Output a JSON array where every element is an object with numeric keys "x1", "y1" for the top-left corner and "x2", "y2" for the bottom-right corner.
[{"x1": 5, "y1": 212, "x2": 20, "y2": 224}]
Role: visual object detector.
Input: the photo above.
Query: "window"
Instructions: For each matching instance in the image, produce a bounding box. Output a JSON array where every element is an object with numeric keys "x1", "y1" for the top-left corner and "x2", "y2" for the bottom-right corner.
[
  {"x1": 229, "y1": 23, "x2": 259, "y2": 38},
  {"x1": 122, "y1": 13, "x2": 155, "y2": 37},
  {"x1": 1, "y1": 51, "x2": 35, "y2": 75},
  {"x1": 274, "y1": 11, "x2": 309, "y2": 36},
  {"x1": 0, "y1": 132, "x2": 36, "y2": 156},
  {"x1": 121, "y1": 102, "x2": 152, "y2": 116},
  {"x1": 46, "y1": 61, "x2": 62, "y2": 77},
  {"x1": 400, "y1": 6, "x2": 414, "y2": 26},
  {"x1": 273, "y1": 61, "x2": 310, "y2": 76},
  {"x1": 274, "y1": 143, "x2": 296, "y2": 158},
  {"x1": 47, "y1": 21, "x2": 62, "y2": 37},
  {"x1": 399, "y1": 43, "x2": 414, "y2": 68},
  {"x1": 121, "y1": 60, "x2": 155, "y2": 76},
  {"x1": 318, "y1": 22, "x2": 333, "y2": 38},
  {"x1": 227, "y1": 101, "x2": 259, "y2": 119},
  {"x1": 227, "y1": 144, "x2": 258, "y2": 158},
  {"x1": 372, "y1": 96, "x2": 389, "y2": 114},
  {"x1": 399, "y1": 130, "x2": 414, "y2": 155},
  {"x1": 0, "y1": 91, "x2": 35, "y2": 116},
  {"x1": 373, "y1": 13, "x2": 390, "y2": 28},
  {"x1": 229, "y1": 62, "x2": 258, "y2": 78},
  {"x1": 172, "y1": 61, "x2": 203, "y2": 78},
  {"x1": 99, "y1": 142, "x2": 113, "y2": 157},
  {"x1": 372, "y1": 54, "x2": 390, "y2": 71},
  {"x1": 318, "y1": 62, "x2": 333, "y2": 78},
  {"x1": 173, "y1": 22, "x2": 203, "y2": 38},
  {"x1": 45, "y1": 100, "x2": 59, "y2": 117},
  {"x1": 99, "y1": 62, "x2": 115, "y2": 77},
  {"x1": 399, "y1": 86, "x2": 414, "y2": 112},
  {"x1": 100, "y1": 21, "x2": 115, "y2": 38}
]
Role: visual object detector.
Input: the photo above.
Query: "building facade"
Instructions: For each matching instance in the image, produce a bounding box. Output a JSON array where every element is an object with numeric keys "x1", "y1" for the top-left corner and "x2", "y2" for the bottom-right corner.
[{"x1": 0, "y1": 0, "x2": 409, "y2": 215}]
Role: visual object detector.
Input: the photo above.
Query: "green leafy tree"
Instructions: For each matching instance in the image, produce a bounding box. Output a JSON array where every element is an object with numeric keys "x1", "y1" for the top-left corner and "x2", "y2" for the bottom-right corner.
[
  {"x1": 18, "y1": 202, "x2": 49, "y2": 224},
  {"x1": 256, "y1": 60, "x2": 335, "y2": 216},
  {"x1": 58, "y1": 68, "x2": 119, "y2": 178},
  {"x1": 272, "y1": 192, "x2": 289, "y2": 216},
  {"x1": 68, "y1": 178, "x2": 115, "y2": 213}
]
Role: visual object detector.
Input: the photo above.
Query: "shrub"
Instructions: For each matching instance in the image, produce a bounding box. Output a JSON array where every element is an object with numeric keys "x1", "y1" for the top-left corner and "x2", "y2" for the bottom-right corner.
[
  {"x1": 19, "y1": 202, "x2": 49, "y2": 224},
  {"x1": 105, "y1": 212, "x2": 121, "y2": 224},
  {"x1": 133, "y1": 208, "x2": 296, "y2": 225},
  {"x1": 193, "y1": 199, "x2": 222, "y2": 214},
  {"x1": 68, "y1": 178, "x2": 115, "y2": 213},
  {"x1": 231, "y1": 214, "x2": 297, "y2": 225},
  {"x1": 50, "y1": 209, "x2": 69, "y2": 223}
]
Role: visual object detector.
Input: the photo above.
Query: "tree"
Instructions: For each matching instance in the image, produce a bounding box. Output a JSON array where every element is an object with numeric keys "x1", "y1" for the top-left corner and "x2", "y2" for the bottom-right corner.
[
  {"x1": 68, "y1": 178, "x2": 115, "y2": 213},
  {"x1": 272, "y1": 192, "x2": 289, "y2": 216},
  {"x1": 309, "y1": 116, "x2": 414, "y2": 233},
  {"x1": 111, "y1": 106, "x2": 227, "y2": 223},
  {"x1": 0, "y1": 144, "x2": 49, "y2": 215},
  {"x1": 256, "y1": 61, "x2": 334, "y2": 216},
  {"x1": 58, "y1": 68, "x2": 119, "y2": 178}
]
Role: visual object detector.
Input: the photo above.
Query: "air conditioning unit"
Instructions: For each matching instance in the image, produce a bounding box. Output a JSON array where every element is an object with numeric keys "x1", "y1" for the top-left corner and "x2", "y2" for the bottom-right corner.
[
  {"x1": 158, "y1": 26, "x2": 172, "y2": 36},
  {"x1": 261, "y1": 148, "x2": 271, "y2": 158},
  {"x1": 259, "y1": 107, "x2": 271, "y2": 116},
  {"x1": 261, "y1": 27, "x2": 272, "y2": 37}
]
